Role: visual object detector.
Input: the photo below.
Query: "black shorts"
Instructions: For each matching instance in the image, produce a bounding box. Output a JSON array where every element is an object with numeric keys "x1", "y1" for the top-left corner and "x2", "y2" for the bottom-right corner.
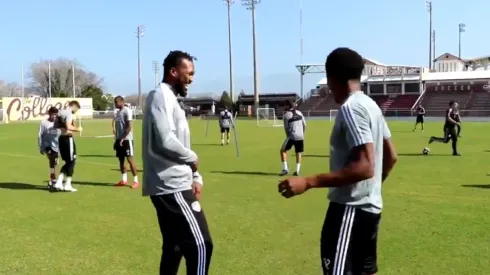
[
  {"x1": 220, "y1": 127, "x2": 230, "y2": 134},
  {"x1": 58, "y1": 135, "x2": 76, "y2": 162},
  {"x1": 114, "y1": 139, "x2": 135, "y2": 157},
  {"x1": 43, "y1": 147, "x2": 59, "y2": 164},
  {"x1": 416, "y1": 114, "x2": 424, "y2": 123},
  {"x1": 320, "y1": 202, "x2": 381, "y2": 275},
  {"x1": 443, "y1": 126, "x2": 457, "y2": 141},
  {"x1": 281, "y1": 138, "x2": 304, "y2": 153}
]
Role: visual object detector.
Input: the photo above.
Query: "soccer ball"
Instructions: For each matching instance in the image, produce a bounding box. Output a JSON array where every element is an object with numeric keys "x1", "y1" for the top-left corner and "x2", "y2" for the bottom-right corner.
[{"x1": 422, "y1": 147, "x2": 430, "y2": 155}]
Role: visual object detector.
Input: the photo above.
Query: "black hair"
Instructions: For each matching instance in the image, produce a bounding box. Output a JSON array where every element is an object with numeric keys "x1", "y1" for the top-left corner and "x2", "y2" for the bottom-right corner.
[
  {"x1": 325, "y1": 47, "x2": 364, "y2": 84},
  {"x1": 163, "y1": 50, "x2": 196, "y2": 77},
  {"x1": 48, "y1": 107, "x2": 59, "y2": 114},
  {"x1": 69, "y1": 100, "x2": 80, "y2": 109},
  {"x1": 449, "y1": 100, "x2": 455, "y2": 106},
  {"x1": 284, "y1": 100, "x2": 293, "y2": 109},
  {"x1": 114, "y1": 96, "x2": 124, "y2": 103}
]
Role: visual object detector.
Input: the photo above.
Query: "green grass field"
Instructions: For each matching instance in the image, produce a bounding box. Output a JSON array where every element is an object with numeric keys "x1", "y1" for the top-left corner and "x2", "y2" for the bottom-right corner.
[{"x1": 0, "y1": 118, "x2": 489, "y2": 275}]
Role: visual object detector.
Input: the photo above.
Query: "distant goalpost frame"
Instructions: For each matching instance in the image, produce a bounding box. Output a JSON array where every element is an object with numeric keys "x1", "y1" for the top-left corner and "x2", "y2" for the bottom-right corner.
[{"x1": 256, "y1": 107, "x2": 283, "y2": 127}]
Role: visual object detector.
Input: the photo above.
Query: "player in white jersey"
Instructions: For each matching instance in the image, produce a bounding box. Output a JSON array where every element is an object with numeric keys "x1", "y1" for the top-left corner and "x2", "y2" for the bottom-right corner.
[
  {"x1": 278, "y1": 48, "x2": 398, "y2": 275},
  {"x1": 219, "y1": 107, "x2": 233, "y2": 145},
  {"x1": 38, "y1": 107, "x2": 61, "y2": 189},
  {"x1": 113, "y1": 96, "x2": 139, "y2": 188}
]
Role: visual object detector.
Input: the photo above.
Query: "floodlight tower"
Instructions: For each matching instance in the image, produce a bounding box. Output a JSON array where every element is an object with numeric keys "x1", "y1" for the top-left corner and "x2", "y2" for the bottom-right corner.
[
  {"x1": 425, "y1": 1, "x2": 433, "y2": 69},
  {"x1": 152, "y1": 60, "x2": 159, "y2": 88},
  {"x1": 242, "y1": 0, "x2": 261, "y2": 111},
  {"x1": 136, "y1": 25, "x2": 145, "y2": 109},
  {"x1": 458, "y1": 23, "x2": 466, "y2": 58},
  {"x1": 223, "y1": 0, "x2": 235, "y2": 101}
]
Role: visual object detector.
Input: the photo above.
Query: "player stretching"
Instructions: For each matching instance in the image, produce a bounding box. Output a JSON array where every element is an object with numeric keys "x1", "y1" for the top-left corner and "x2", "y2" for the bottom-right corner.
[
  {"x1": 38, "y1": 107, "x2": 61, "y2": 189},
  {"x1": 113, "y1": 96, "x2": 139, "y2": 188},
  {"x1": 428, "y1": 101, "x2": 460, "y2": 156},
  {"x1": 412, "y1": 104, "x2": 425, "y2": 131},
  {"x1": 53, "y1": 101, "x2": 82, "y2": 192},
  {"x1": 219, "y1": 107, "x2": 233, "y2": 145},
  {"x1": 278, "y1": 48, "x2": 398, "y2": 275},
  {"x1": 279, "y1": 100, "x2": 306, "y2": 176}
]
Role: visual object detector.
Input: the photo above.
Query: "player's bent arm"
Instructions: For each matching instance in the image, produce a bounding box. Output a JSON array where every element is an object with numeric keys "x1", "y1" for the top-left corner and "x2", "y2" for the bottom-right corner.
[
  {"x1": 306, "y1": 143, "x2": 375, "y2": 188},
  {"x1": 150, "y1": 92, "x2": 197, "y2": 165},
  {"x1": 64, "y1": 119, "x2": 80, "y2": 132},
  {"x1": 447, "y1": 109, "x2": 458, "y2": 124},
  {"x1": 382, "y1": 138, "x2": 397, "y2": 182}
]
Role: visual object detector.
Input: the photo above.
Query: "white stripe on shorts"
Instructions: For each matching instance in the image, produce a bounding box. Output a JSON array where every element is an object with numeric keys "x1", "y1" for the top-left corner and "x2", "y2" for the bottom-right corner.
[
  {"x1": 174, "y1": 192, "x2": 207, "y2": 275},
  {"x1": 333, "y1": 206, "x2": 355, "y2": 275},
  {"x1": 68, "y1": 137, "x2": 74, "y2": 161}
]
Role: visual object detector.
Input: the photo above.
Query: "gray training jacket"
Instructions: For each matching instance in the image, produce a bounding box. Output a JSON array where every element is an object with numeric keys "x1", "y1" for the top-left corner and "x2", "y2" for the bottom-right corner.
[{"x1": 142, "y1": 83, "x2": 202, "y2": 196}]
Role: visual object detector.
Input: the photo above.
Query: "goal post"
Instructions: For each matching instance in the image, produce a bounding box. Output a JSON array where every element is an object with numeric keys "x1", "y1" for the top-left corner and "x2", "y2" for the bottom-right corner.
[
  {"x1": 256, "y1": 108, "x2": 283, "y2": 127},
  {"x1": 329, "y1": 109, "x2": 338, "y2": 122}
]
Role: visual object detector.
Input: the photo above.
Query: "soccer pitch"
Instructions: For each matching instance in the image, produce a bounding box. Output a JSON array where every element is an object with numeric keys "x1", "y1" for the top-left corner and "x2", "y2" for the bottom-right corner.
[{"x1": 0, "y1": 119, "x2": 488, "y2": 275}]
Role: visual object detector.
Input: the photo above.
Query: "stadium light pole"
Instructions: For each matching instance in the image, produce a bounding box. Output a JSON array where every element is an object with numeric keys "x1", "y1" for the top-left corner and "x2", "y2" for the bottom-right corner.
[
  {"x1": 152, "y1": 60, "x2": 159, "y2": 88},
  {"x1": 242, "y1": 0, "x2": 261, "y2": 112},
  {"x1": 425, "y1": 1, "x2": 433, "y2": 70},
  {"x1": 299, "y1": 0, "x2": 303, "y2": 64},
  {"x1": 432, "y1": 30, "x2": 436, "y2": 69},
  {"x1": 458, "y1": 23, "x2": 466, "y2": 59},
  {"x1": 136, "y1": 25, "x2": 145, "y2": 110},
  {"x1": 224, "y1": 0, "x2": 235, "y2": 102}
]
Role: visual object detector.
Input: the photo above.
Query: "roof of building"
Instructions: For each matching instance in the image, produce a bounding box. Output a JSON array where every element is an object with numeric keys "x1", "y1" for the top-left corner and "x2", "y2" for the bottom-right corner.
[{"x1": 422, "y1": 70, "x2": 490, "y2": 81}]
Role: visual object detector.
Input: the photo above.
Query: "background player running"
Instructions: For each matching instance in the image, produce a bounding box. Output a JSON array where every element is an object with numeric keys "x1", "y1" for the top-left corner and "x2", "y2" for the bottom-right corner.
[
  {"x1": 279, "y1": 100, "x2": 306, "y2": 176},
  {"x1": 412, "y1": 104, "x2": 425, "y2": 131},
  {"x1": 428, "y1": 100, "x2": 461, "y2": 156},
  {"x1": 53, "y1": 101, "x2": 82, "y2": 192},
  {"x1": 113, "y1": 96, "x2": 139, "y2": 188},
  {"x1": 38, "y1": 107, "x2": 61, "y2": 189},
  {"x1": 219, "y1": 107, "x2": 233, "y2": 145}
]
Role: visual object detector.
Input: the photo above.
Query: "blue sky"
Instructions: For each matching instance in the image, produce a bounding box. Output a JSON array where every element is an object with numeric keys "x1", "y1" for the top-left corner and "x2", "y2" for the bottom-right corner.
[{"x1": 1, "y1": 0, "x2": 488, "y2": 97}]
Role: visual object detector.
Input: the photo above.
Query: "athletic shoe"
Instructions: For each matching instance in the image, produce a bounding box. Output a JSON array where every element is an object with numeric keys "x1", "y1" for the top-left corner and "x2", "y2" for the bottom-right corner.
[
  {"x1": 131, "y1": 182, "x2": 140, "y2": 189},
  {"x1": 279, "y1": 170, "x2": 289, "y2": 176},
  {"x1": 53, "y1": 182, "x2": 64, "y2": 191},
  {"x1": 64, "y1": 185, "x2": 77, "y2": 192},
  {"x1": 115, "y1": 180, "x2": 127, "y2": 187},
  {"x1": 293, "y1": 172, "x2": 299, "y2": 176},
  {"x1": 428, "y1": 137, "x2": 435, "y2": 144}
]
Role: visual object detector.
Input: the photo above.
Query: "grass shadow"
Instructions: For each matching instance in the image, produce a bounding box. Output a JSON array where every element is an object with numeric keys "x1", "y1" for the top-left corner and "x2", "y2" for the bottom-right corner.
[
  {"x1": 303, "y1": 154, "x2": 329, "y2": 158},
  {"x1": 0, "y1": 182, "x2": 46, "y2": 190},
  {"x1": 79, "y1": 154, "x2": 114, "y2": 158},
  {"x1": 461, "y1": 184, "x2": 490, "y2": 189},
  {"x1": 398, "y1": 153, "x2": 450, "y2": 157},
  {"x1": 211, "y1": 170, "x2": 279, "y2": 176},
  {"x1": 110, "y1": 169, "x2": 143, "y2": 173},
  {"x1": 72, "y1": 181, "x2": 115, "y2": 187},
  {"x1": 193, "y1": 143, "x2": 223, "y2": 146}
]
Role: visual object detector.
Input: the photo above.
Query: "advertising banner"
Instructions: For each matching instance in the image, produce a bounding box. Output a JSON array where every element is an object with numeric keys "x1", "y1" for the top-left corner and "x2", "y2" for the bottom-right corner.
[{"x1": 2, "y1": 97, "x2": 93, "y2": 122}]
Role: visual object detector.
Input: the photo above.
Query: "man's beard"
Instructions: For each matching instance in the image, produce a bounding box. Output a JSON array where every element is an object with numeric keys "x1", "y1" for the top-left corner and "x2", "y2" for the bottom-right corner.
[{"x1": 174, "y1": 83, "x2": 188, "y2": 97}]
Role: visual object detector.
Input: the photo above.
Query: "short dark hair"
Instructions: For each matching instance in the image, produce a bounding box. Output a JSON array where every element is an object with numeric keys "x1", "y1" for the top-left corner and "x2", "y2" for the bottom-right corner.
[
  {"x1": 69, "y1": 100, "x2": 80, "y2": 109},
  {"x1": 163, "y1": 51, "x2": 196, "y2": 76},
  {"x1": 114, "y1": 96, "x2": 124, "y2": 103},
  {"x1": 325, "y1": 47, "x2": 364, "y2": 83},
  {"x1": 48, "y1": 107, "x2": 59, "y2": 114},
  {"x1": 449, "y1": 100, "x2": 455, "y2": 106},
  {"x1": 284, "y1": 100, "x2": 293, "y2": 109}
]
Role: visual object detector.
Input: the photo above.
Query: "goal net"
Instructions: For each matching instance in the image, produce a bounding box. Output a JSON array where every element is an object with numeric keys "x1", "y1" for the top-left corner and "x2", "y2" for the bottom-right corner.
[
  {"x1": 256, "y1": 108, "x2": 283, "y2": 127},
  {"x1": 329, "y1": 109, "x2": 338, "y2": 122}
]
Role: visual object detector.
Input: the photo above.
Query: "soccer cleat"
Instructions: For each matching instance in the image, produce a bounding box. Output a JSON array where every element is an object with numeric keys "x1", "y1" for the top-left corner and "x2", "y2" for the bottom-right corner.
[
  {"x1": 64, "y1": 185, "x2": 77, "y2": 192},
  {"x1": 412, "y1": 129, "x2": 415, "y2": 132},
  {"x1": 428, "y1": 137, "x2": 435, "y2": 144},
  {"x1": 293, "y1": 172, "x2": 299, "y2": 176},
  {"x1": 131, "y1": 182, "x2": 140, "y2": 189},
  {"x1": 115, "y1": 180, "x2": 128, "y2": 187},
  {"x1": 53, "y1": 182, "x2": 64, "y2": 191},
  {"x1": 452, "y1": 152, "x2": 461, "y2": 156},
  {"x1": 279, "y1": 170, "x2": 289, "y2": 176}
]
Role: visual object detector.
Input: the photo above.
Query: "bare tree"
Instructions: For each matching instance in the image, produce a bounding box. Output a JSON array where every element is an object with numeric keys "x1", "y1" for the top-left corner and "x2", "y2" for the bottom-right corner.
[
  {"x1": 28, "y1": 58, "x2": 103, "y2": 97},
  {"x1": 0, "y1": 81, "x2": 22, "y2": 97}
]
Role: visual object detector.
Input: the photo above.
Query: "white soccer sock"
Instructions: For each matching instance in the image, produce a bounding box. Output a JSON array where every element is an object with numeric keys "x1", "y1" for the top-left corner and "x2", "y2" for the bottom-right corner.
[
  {"x1": 65, "y1": 177, "x2": 72, "y2": 187},
  {"x1": 122, "y1": 173, "x2": 128, "y2": 182},
  {"x1": 56, "y1": 173, "x2": 64, "y2": 184},
  {"x1": 133, "y1": 176, "x2": 138, "y2": 183},
  {"x1": 282, "y1": 161, "x2": 288, "y2": 170},
  {"x1": 50, "y1": 168, "x2": 55, "y2": 174},
  {"x1": 296, "y1": 163, "x2": 301, "y2": 173}
]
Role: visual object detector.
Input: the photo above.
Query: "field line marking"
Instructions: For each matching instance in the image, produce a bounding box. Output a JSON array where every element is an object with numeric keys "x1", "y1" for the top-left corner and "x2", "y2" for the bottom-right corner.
[{"x1": 0, "y1": 152, "x2": 116, "y2": 168}]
